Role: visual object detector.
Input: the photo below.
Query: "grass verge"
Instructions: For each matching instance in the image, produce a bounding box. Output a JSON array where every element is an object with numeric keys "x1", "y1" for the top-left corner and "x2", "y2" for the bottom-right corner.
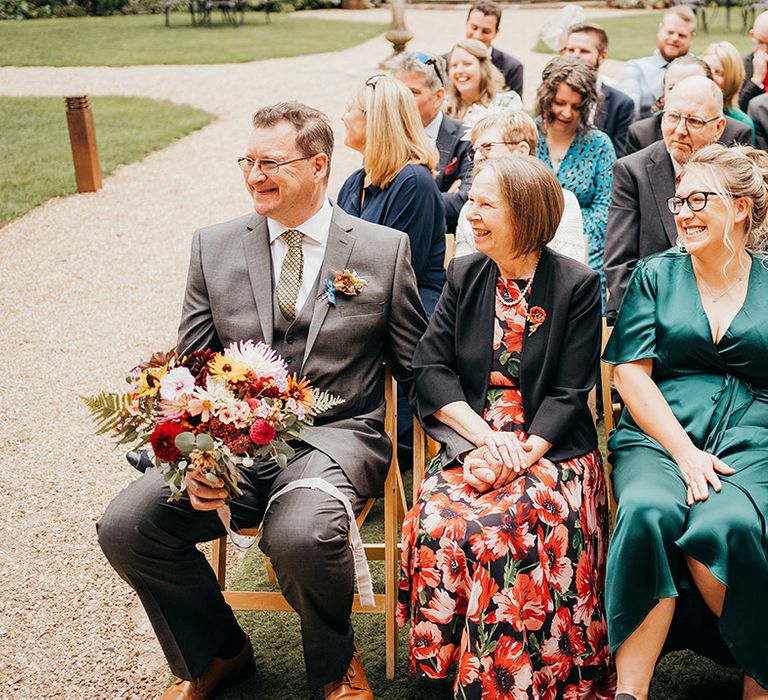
[
  {"x1": 0, "y1": 95, "x2": 214, "y2": 227},
  {"x1": 0, "y1": 13, "x2": 387, "y2": 67},
  {"x1": 535, "y1": 10, "x2": 753, "y2": 61}
]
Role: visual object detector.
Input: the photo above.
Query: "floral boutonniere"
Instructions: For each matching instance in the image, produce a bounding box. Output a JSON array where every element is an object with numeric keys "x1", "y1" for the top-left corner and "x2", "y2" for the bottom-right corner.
[
  {"x1": 527, "y1": 306, "x2": 546, "y2": 336},
  {"x1": 317, "y1": 268, "x2": 368, "y2": 307},
  {"x1": 443, "y1": 156, "x2": 458, "y2": 177}
]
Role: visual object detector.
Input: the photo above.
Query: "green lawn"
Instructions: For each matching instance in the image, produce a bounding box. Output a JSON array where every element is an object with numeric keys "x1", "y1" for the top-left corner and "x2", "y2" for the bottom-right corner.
[
  {"x1": 536, "y1": 10, "x2": 754, "y2": 61},
  {"x1": 0, "y1": 95, "x2": 213, "y2": 226},
  {"x1": 0, "y1": 13, "x2": 387, "y2": 67}
]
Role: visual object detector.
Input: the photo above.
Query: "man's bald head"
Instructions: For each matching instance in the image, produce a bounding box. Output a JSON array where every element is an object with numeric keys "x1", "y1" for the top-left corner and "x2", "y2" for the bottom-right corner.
[
  {"x1": 662, "y1": 76, "x2": 726, "y2": 164},
  {"x1": 752, "y1": 11, "x2": 768, "y2": 53}
]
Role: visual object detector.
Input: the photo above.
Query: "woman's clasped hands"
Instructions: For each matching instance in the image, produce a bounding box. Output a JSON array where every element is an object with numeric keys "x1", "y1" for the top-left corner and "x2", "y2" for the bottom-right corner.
[{"x1": 462, "y1": 430, "x2": 533, "y2": 492}]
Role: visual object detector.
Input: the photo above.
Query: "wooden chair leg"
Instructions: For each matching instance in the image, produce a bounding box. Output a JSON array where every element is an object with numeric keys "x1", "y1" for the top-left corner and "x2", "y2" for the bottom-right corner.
[
  {"x1": 384, "y1": 451, "x2": 398, "y2": 679},
  {"x1": 211, "y1": 536, "x2": 227, "y2": 589}
]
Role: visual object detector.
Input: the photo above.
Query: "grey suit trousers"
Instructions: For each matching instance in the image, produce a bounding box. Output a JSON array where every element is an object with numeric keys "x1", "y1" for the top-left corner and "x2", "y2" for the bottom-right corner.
[{"x1": 97, "y1": 445, "x2": 365, "y2": 687}]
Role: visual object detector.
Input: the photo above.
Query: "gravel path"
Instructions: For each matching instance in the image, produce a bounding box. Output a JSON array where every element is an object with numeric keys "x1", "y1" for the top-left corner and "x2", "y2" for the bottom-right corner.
[{"x1": 0, "y1": 7, "x2": 630, "y2": 698}]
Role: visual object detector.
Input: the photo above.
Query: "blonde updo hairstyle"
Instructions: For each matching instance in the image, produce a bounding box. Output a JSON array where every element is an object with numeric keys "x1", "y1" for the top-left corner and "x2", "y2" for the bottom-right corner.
[
  {"x1": 353, "y1": 74, "x2": 438, "y2": 188},
  {"x1": 684, "y1": 144, "x2": 768, "y2": 272},
  {"x1": 445, "y1": 39, "x2": 506, "y2": 119},
  {"x1": 474, "y1": 155, "x2": 564, "y2": 257}
]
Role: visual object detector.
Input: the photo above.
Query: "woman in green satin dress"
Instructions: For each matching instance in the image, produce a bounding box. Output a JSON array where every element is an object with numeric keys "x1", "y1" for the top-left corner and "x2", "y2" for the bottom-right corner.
[{"x1": 603, "y1": 144, "x2": 768, "y2": 699}]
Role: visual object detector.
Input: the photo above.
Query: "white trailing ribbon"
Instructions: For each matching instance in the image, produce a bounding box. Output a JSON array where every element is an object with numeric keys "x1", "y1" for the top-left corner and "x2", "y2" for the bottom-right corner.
[{"x1": 215, "y1": 477, "x2": 375, "y2": 608}]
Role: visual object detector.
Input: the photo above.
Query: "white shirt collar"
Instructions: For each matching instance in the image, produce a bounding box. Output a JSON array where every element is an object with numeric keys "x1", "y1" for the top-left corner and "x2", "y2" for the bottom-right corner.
[
  {"x1": 424, "y1": 111, "x2": 444, "y2": 143},
  {"x1": 267, "y1": 198, "x2": 333, "y2": 245}
]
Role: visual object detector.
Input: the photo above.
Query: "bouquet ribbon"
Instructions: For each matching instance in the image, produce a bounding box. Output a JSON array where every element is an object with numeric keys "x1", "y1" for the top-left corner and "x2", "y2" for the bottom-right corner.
[{"x1": 216, "y1": 477, "x2": 375, "y2": 608}]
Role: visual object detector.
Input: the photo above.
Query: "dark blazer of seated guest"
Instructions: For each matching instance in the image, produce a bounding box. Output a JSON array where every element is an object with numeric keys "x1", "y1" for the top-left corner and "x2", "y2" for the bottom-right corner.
[
  {"x1": 739, "y1": 52, "x2": 764, "y2": 113},
  {"x1": 412, "y1": 247, "x2": 601, "y2": 464},
  {"x1": 434, "y1": 114, "x2": 473, "y2": 234},
  {"x1": 624, "y1": 113, "x2": 752, "y2": 156},
  {"x1": 491, "y1": 47, "x2": 524, "y2": 95},
  {"x1": 597, "y1": 83, "x2": 635, "y2": 158}
]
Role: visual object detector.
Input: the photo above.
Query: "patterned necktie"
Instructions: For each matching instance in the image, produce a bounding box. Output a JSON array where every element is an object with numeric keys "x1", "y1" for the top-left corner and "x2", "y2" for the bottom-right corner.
[{"x1": 276, "y1": 229, "x2": 304, "y2": 322}]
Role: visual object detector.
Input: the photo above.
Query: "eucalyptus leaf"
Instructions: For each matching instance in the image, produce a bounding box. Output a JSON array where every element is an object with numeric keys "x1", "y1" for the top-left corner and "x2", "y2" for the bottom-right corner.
[
  {"x1": 174, "y1": 432, "x2": 196, "y2": 454},
  {"x1": 196, "y1": 433, "x2": 215, "y2": 452},
  {"x1": 275, "y1": 451, "x2": 288, "y2": 469}
]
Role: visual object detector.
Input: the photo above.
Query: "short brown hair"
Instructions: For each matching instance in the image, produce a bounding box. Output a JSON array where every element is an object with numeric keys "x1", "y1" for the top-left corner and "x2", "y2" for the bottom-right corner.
[
  {"x1": 252, "y1": 101, "x2": 334, "y2": 169},
  {"x1": 467, "y1": 0, "x2": 502, "y2": 28},
  {"x1": 475, "y1": 156, "x2": 564, "y2": 256},
  {"x1": 566, "y1": 22, "x2": 609, "y2": 54},
  {"x1": 536, "y1": 56, "x2": 600, "y2": 136},
  {"x1": 662, "y1": 5, "x2": 697, "y2": 30}
]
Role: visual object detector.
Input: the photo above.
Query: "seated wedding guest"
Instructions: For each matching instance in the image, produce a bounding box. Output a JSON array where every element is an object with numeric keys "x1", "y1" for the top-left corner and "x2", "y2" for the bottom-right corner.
[
  {"x1": 605, "y1": 76, "x2": 726, "y2": 323},
  {"x1": 748, "y1": 91, "x2": 768, "y2": 150},
  {"x1": 445, "y1": 39, "x2": 507, "y2": 120},
  {"x1": 392, "y1": 51, "x2": 473, "y2": 234},
  {"x1": 454, "y1": 109, "x2": 586, "y2": 262},
  {"x1": 625, "y1": 55, "x2": 752, "y2": 156},
  {"x1": 562, "y1": 22, "x2": 635, "y2": 158},
  {"x1": 603, "y1": 143, "x2": 768, "y2": 699},
  {"x1": 337, "y1": 74, "x2": 446, "y2": 316},
  {"x1": 398, "y1": 155, "x2": 612, "y2": 699},
  {"x1": 535, "y1": 55, "x2": 615, "y2": 304},
  {"x1": 738, "y1": 10, "x2": 768, "y2": 112},
  {"x1": 98, "y1": 102, "x2": 428, "y2": 700},
  {"x1": 460, "y1": 0, "x2": 523, "y2": 95},
  {"x1": 618, "y1": 6, "x2": 696, "y2": 119},
  {"x1": 703, "y1": 41, "x2": 756, "y2": 140}
]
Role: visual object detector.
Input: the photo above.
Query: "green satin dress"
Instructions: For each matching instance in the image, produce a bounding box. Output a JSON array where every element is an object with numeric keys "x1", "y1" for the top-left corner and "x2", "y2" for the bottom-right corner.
[{"x1": 603, "y1": 249, "x2": 768, "y2": 688}]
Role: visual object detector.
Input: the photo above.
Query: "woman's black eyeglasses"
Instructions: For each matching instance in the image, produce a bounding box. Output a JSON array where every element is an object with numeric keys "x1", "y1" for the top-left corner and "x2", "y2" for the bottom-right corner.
[{"x1": 667, "y1": 191, "x2": 725, "y2": 215}]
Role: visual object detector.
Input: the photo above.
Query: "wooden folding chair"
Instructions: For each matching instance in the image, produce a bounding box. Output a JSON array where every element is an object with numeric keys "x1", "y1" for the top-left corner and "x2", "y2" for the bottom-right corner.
[{"x1": 208, "y1": 366, "x2": 408, "y2": 678}]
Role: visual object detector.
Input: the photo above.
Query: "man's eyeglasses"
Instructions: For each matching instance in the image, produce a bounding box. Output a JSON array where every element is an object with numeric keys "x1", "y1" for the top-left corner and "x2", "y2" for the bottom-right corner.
[
  {"x1": 415, "y1": 52, "x2": 445, "y2": 87},
  {"x1": 237, "y1": 154, "x2": 316, "y2": 175},
  {"x1": 667, "y1": 191, "x2": 725, "y2": 214},
  {"x1": 468, "y1": 141, "x2": 520, "y2": 159},
  {"x1": 661, "y1": 111, "x2": 721, "y2": 132}
]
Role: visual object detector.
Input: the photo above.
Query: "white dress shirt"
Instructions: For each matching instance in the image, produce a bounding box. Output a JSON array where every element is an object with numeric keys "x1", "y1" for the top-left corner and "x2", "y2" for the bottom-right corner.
[
  {"x1": 267, "y1": 199, "x2": 333, "y2": 312},
  {"x1": 424, "y1": 112, "x2": 444, "y2": 143},
  {"x1": 618, "y1": 49, "x2": 670, "y2": 119},
  {"x1": 454, "y1": 188, "x2": 586, "y2": 264}
]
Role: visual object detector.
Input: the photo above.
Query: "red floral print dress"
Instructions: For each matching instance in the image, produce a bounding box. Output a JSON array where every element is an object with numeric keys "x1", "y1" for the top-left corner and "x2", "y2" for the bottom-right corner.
[{"x1": 397, "y1": 276, "x2": 614, "y2": 699}]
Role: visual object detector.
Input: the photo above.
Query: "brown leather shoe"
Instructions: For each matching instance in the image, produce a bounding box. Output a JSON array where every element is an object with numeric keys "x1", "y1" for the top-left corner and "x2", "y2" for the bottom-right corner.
[
  {"x1": 159, "y1": 636, "x2": 255, "y2": 699},
  {"x1": 323, "y1": 645, "x2": 373, "y2": 699}
]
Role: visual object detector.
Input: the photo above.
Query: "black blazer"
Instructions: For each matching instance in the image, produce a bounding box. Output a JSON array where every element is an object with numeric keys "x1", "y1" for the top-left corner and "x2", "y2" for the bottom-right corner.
[
  {"x1": 597, "y1": 83, "x2": 634, "y2": 158},
  {"x1": 624, "y1": 114, "x2": 752, "y2": 156},
  {"x1": 413, "y1": 248, "x2": 601, "y2": 464},
  {"x1": 491, "y1": 47, "x2": 524, "y2": 95},
  {"x1": 739, "y1": 53, "x2": 764, "y2": 113},
  {"x1": 434, "y1": 114, "x2": 472, "y2": 234},
  {"x1": 604, "y1": 140, "x2": 677, "y2": 322}
]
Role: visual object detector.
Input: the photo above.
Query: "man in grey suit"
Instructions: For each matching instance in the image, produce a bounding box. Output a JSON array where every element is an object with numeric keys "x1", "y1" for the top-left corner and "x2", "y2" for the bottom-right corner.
[
  {"x1": 604, "y1": 77, "x2": 726, "y2": 323},
  {"x1": 97, "y1": 102, "x2": 427, "y2": 700}
]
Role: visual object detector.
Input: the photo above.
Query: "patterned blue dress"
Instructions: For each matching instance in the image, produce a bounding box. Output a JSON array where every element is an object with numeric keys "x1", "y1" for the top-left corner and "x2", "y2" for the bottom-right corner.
[{"x1": 536, "y1": 127, "x2": 615, "y2": 307}]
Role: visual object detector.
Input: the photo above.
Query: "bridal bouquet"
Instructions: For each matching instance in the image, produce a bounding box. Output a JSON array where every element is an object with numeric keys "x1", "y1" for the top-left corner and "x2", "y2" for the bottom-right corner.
[{"x1": 83, "y1": 341, "x2": 344, "y2": 501}]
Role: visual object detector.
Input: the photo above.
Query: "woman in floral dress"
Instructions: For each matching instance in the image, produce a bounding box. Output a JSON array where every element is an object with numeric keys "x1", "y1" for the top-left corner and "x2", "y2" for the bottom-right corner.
[{"x1": 397, "y1": 155, "x2": 613, "y2": 699}]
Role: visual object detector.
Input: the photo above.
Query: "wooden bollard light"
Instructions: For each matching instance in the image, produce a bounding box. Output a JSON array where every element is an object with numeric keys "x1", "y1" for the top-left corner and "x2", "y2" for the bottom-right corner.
[{"x1": 65, "y1": 95, "x2": 102, "y2": 193}]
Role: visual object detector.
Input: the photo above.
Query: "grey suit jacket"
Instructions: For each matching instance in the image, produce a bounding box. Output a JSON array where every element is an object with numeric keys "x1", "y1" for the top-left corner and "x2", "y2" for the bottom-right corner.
[
  {"x1": 604, "y1": 140, "x2": 677, "y2": 322},
  {"x1": 748, "y1": 92, "x2": 768, "y2": 150},
  {"x1": 176, "y1": 204, "x2": 428, "y2": 497}
]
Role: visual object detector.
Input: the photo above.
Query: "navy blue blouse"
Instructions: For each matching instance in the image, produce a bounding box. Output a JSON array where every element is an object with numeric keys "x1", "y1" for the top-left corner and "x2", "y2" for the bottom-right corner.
[{"x1": 336, "y1": 163, "x2": 446, "y2": 316}]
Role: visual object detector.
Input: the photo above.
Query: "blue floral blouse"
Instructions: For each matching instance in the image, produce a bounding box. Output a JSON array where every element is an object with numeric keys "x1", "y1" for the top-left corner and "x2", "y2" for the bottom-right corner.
[{"x1": 536, "y1": 126, "x2": 615, "y2": 305}]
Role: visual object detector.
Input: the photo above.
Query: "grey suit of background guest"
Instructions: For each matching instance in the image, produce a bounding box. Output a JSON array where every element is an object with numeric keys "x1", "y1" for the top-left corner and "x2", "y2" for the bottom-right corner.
[
  {"x1": 605, "y1": 77, "x2": 726, "y2": 322},
  {"x1": 97, "y1": 102, "x2": 427, "y2": 699}
]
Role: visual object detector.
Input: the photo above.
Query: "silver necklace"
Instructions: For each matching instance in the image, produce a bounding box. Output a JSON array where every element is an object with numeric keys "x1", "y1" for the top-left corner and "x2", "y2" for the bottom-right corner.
[
  {"x1": 697, "y1": 273, "x2": 745, "y2": 303},
  {"x1": 496, "y1": 252, "x2": 541, "y2": 307}
]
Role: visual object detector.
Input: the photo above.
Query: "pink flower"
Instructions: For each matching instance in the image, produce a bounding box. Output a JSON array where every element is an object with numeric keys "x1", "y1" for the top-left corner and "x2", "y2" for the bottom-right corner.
[
  {"x1": 159, "y1": 366, "x2": 196, "y2": 401},
  {"x1": 249, "y1": 419, "x2": 276, "y2": 445}
]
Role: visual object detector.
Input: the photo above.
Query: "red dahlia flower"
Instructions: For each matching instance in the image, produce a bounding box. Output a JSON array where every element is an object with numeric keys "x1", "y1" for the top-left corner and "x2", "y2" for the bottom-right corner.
[
  {"x1": 249, "y1": 419, "x2": 276, "y2": 445},
  {"x1": 150, "y1": 422, "x2": 185, "y2": 462}
]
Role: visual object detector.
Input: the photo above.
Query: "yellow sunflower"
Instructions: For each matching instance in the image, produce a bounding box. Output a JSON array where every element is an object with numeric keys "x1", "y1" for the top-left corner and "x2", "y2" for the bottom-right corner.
[
  {"x1": 207, "y1": 354, "x2": 250, "y2": 384},
  {"x1": 285, "y1": 374, "x2": 315, "y2": 415},
  {"x1": 133, "y1": 366, "x2": 167, "y2": 398}
]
